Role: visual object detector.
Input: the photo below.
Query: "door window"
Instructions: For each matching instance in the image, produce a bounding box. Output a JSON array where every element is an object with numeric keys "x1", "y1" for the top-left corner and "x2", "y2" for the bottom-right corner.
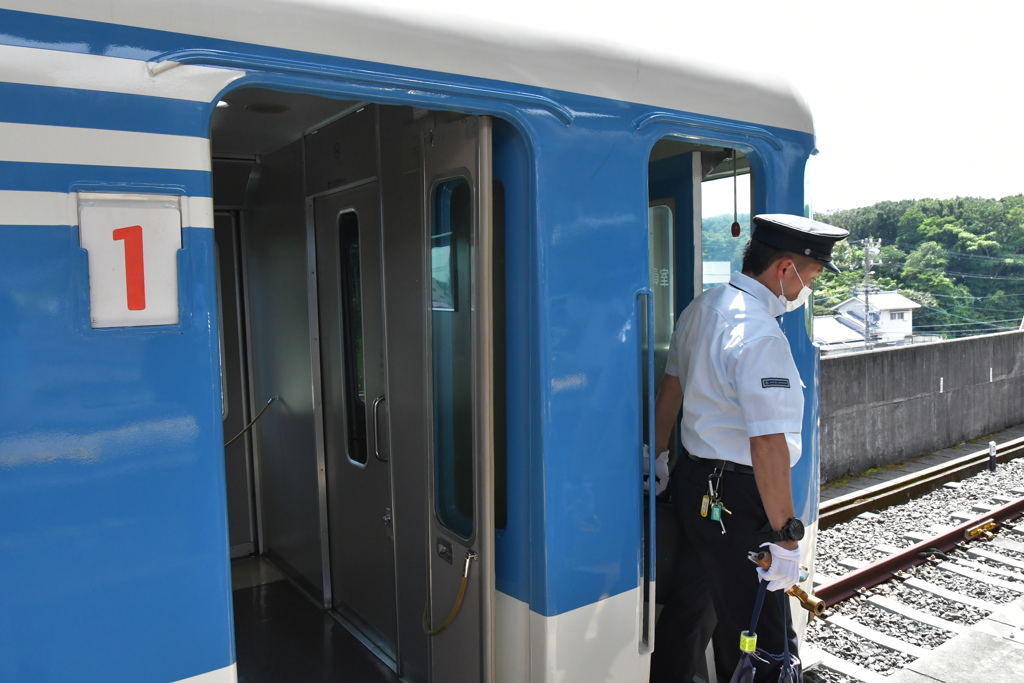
[
  {"x1": 338, "y1": 210, "x2": 368, "y2": 465},
  {"x1": 431, "y1": 178, "x2": 474, "y2": 538}
]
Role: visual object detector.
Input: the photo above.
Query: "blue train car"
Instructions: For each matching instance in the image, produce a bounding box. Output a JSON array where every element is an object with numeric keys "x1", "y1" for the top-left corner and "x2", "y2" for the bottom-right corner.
[{"x1": 0, "y1": 2, "x2": 821, "y2": 681}]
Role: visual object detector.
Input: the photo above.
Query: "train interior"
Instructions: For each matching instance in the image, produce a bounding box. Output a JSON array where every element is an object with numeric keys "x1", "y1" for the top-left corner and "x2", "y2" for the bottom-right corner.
[
  {"x1": 209, "y1": 84, "x2": 751, "y2": 681},
  {"x1": 210, "y1": 87, "x2": 509, "y2": 683}
]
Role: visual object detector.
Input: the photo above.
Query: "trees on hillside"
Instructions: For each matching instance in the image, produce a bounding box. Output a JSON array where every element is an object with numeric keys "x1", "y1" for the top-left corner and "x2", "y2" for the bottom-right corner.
[
  {"x1": 812, "y1": 195, "x2": 1024, "y2": 337},
  {"x1": 699, "y1": 195, "x2": 1024, "y2": 338}
]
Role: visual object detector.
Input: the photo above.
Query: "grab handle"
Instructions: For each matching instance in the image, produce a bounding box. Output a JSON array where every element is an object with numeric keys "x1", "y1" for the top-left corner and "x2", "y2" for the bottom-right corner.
[
  {"x1": 637, "y1": 288, "x2": 657, "y2": 653},
  {"x1": 372, "y1": 394, "x2": 388, "y2": 462}
]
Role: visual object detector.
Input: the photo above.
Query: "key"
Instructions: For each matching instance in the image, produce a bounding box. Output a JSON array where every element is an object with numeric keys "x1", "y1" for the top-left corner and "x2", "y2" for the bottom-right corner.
[
  {"x1": 711, "y1": 499, "x2": 731, "y2": 534},
  {"x1": 710, "y1": 502, "x2": 722, "y2": 522}
]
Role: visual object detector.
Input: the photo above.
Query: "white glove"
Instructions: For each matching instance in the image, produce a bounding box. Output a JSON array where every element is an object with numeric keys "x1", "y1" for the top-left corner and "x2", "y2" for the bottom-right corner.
[
  {"x1": 643, "y1": 445, "x2": 670, "y2": 496},
  {"x1": 756, "y1": 542, "x2": 801, "y2": 592}
]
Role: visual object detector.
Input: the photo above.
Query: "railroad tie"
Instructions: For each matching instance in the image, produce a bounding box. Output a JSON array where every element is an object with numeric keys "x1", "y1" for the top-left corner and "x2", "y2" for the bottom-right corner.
[
  {"x1": 825, "y1": 613, "x2": 931, "y2": 659},
  {"x1": 813, "y1": 571, "x2": 837, "y2": 588},
  {"x1": 838, "y1": 557, "x2": 871, "y2": 571},
  {"x1": 811, "y1": 648, "x2": 886, "y2": 683},
  {"x1": 992, "y1": 537, "x2": 1024, "y2": 554},
  {"x1": 866, "y1": 594, "x2": 969, "y2": 634},
  {"x1": 873, "y1": 543, "x2": 903, "y2": 555},
  {"x1": 937, "y1": 561, "x2": 1024, "y2": 593},
  {"x1": 903, "y1": 576, "x2": 1001, "y2": 612},
  {"x1": 952, "y1": 558, "x2": 1023, "y2": 581},
  {"x1": 990, "y1": 495, "x2": 1019, "y2": 504},
  {"x1": 964, "y1": 546, "x2": 1024, "y2": 571}
]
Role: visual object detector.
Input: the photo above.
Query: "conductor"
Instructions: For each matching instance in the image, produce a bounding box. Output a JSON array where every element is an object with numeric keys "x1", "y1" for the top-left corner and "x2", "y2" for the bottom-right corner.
[{"x1": 648, "y1": 214, "x2": 849, "y2": 682}]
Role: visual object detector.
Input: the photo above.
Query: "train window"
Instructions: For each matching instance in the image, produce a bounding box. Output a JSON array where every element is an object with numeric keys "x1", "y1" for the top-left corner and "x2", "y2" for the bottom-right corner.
[
  {"x1": 339, "y1": 210, "x2": 368, "y2": 465},
  {"x1": 700, "y1": 168, "x2": 751, "y2": 291},
  {"x1": 432, "y1": 194, "x2": 457, "y2": 311},
  {"x1": 431, "y1": 178, "x2": 474, "y2": 538}
]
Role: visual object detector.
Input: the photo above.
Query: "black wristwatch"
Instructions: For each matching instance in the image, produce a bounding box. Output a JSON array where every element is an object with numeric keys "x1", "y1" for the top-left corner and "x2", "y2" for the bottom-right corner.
[{"x1": 768, "y1": 517, "x2": 805, "y2": 543}]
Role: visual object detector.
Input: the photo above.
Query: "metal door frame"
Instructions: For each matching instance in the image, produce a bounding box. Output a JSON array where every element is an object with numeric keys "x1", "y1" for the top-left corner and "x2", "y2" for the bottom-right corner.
[
  {"x1": 305, "y1": 192, "x2": 334, "y2": 609},
  {"x1": 422, "y1": 115, "x2": 496, "y2": 683}
]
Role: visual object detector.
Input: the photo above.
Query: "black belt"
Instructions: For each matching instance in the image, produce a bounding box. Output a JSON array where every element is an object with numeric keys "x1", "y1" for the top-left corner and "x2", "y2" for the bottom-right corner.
[{"x1": 687, "y1": 453, "x2": 754, "y2": 475}]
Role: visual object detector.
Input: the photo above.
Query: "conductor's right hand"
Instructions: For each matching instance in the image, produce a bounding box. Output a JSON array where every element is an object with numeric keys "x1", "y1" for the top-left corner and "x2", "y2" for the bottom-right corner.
[{"x1": 757, "y1": 543, "x2": 801, "y2": 591}]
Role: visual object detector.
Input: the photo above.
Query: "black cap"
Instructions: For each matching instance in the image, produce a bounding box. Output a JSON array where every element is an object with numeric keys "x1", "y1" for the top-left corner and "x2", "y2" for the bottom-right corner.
[{"x1": 751, "y1": 214, "x2": 850, "y2": 274}]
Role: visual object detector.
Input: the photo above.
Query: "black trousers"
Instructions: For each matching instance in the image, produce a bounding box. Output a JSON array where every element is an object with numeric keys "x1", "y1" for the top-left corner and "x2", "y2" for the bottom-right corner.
[{"x1": 649, "y1": 456, "x2": 799, "y2": 682}]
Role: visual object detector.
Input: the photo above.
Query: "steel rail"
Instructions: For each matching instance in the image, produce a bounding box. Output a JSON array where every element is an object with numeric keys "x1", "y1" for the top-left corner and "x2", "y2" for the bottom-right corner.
[
  {"x1": 814, "y1": 494, "x2": 1024, "y2": 607},
  {"x1": 819, "y1": 436, "x2": 1024, "y2": 530}
]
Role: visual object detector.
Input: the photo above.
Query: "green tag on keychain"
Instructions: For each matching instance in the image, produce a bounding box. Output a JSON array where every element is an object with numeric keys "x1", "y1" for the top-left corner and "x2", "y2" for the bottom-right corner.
[{"x1": 710, "y1": 502, "x2": 723, "y2": 522}]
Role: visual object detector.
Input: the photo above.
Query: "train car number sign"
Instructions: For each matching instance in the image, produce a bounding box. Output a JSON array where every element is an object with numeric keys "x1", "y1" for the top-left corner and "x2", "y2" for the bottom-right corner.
[{"x1": 79, "y1": 193, "x2": 182, "y2": 328}]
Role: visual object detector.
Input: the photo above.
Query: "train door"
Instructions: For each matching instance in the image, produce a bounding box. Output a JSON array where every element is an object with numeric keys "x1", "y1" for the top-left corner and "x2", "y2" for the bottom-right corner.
[
  {"x1": 646, "y1": 141, "x2": 752, "y2": 681},
  {"x1": 314, "y1": 182, "x2": 398, "y2": 657},
  {"x1": 420, "y1": 117, "x2": 496, "y2": 682},
  {"x1": 312, "y1": 113, "x2": 496, "y2": 681}
]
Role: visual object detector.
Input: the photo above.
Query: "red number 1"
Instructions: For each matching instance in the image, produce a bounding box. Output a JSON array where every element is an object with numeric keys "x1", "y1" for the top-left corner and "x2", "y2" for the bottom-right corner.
[{"x1": 113, "y1": 225, "x2": 146, "y2": 310}]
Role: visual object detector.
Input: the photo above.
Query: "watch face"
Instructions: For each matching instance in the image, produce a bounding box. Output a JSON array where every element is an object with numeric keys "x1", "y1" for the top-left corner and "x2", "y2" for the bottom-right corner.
[{"x1": 787, "y1": 518, "x2": 805, "y2": 541}]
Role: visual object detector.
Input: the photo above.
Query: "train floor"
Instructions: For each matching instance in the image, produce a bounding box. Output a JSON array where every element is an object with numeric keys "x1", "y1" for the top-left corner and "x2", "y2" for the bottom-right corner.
[{"x1": 231, "y1": 558, "x2": 400, "y2": 683}]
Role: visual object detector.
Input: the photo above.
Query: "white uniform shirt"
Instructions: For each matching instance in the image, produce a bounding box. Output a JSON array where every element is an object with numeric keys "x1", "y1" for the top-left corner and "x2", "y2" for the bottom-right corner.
[{"x1": 664, "y1": 272, "x2": 804, "y2": 467}]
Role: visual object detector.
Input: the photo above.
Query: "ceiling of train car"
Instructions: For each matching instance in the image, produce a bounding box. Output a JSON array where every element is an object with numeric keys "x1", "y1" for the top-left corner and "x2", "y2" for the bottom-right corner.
[
  {"x1": 210, "y1": 87, "x2": 361, "y2": 156},
  {"x1": 209, "y1": 88, "x2": 753, "y2": 184},
  {"x1": 649, "y1": 138, "x2": 750, "y2": 181}
]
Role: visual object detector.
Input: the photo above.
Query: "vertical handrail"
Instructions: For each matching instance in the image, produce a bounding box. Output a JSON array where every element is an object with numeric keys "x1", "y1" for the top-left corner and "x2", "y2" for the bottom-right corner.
[
  {"x1": 637, "y1": 287, "x2": 657, "y2": 653},
  {"x1": 474, "y1": 115, "x2": 496, "y2": 683}
]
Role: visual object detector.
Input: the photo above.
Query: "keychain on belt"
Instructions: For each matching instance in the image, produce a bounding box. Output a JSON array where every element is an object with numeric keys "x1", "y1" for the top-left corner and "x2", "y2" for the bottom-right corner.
[{"x1": 700, "y1": 465, "x2": 732, "y2": 534}]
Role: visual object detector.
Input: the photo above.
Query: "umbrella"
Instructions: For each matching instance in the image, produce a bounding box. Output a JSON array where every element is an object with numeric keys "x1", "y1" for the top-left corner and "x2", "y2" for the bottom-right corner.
[{"x1": 729, "y1": 579, "x2": 802, "y2": 683}]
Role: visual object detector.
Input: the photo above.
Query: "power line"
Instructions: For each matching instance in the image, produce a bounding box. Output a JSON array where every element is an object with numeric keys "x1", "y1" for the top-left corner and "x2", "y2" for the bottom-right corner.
[
  {"x1": 928, "y1": 291, "x2": 1024, "y2": 300},
  {"x1": 914, "y1": 319, "x2": 1021, "y2": 328},
  {"x1": 914, "y1": 303, "x2": 1014, "y2": 327},
  {"x1": 944, "y1": 271, "x2": 1024, "y2": 281}
]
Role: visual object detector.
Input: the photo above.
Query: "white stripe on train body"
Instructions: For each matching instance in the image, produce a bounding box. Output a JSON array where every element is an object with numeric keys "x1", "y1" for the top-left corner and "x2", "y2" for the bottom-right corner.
[
  {"x1": 0, "y1": 191, "x2": 215, "y2": 228},
  {"x1": 171, "y1": 664, "x2": 237, "y2": 683},
  {"x1": 0, "y1": 43, "x2": 244, "y2": 100},
  {"x1": 0, "y1": 122, "x2": 211, "y2": 170}
]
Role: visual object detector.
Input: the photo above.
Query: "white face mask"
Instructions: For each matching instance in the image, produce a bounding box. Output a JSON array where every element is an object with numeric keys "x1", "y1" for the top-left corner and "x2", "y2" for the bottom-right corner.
[{"x1": 779, "y1": 268, "x2": 812, "y2": 313}]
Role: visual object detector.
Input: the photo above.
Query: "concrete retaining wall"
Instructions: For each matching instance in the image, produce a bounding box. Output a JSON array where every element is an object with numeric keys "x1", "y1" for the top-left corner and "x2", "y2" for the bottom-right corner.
[{"x1": 819, "y1": 330, "x2": 1024, "y2": 483}]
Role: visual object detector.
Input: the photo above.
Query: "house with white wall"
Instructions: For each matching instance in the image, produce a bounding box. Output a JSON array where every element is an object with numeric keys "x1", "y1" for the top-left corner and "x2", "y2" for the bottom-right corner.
[{"x1": 832, "y1": 290, "x2": 922, "y2": 344}]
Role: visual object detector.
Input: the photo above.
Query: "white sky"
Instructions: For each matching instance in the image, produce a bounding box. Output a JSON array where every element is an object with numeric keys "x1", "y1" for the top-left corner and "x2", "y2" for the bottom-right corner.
[{"x1": 371, "y1": 0, "x2": 1023, "y2": 214}]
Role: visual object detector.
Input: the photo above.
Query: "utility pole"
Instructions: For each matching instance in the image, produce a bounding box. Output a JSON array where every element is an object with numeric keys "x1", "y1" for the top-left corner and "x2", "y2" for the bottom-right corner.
[{"x1": 862, "y1": 237, "x2": 881, "y2": 349}]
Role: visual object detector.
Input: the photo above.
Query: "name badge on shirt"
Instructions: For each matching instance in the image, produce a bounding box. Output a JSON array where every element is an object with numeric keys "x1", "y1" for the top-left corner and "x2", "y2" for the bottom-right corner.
[{"x1": 761, "y1": 377, "x2": 790, "y2": 389}]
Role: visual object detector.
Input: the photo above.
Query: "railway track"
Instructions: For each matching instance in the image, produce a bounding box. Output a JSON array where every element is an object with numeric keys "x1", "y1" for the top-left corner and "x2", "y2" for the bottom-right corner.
[
  {"x1": 819, "y1": 436, "x2": 1024, "y2": 530},
  {"x1": 801, "y1": 447, "x2": 1024, "y2": 682}
]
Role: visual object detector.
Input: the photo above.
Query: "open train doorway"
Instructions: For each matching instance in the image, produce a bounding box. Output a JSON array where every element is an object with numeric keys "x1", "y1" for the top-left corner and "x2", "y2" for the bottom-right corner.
[
  {"x1": 209, "y1": 88, "x2": 500, "y2": 682},
  {"x1": 644, "y1": 139, "x2": 754, "y2": 679}
]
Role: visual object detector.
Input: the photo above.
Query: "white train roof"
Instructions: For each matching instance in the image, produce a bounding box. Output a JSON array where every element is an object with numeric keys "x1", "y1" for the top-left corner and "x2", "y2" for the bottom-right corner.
[{"x1": 6, "y1": 0, "x2": 814, "y2": 135}]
